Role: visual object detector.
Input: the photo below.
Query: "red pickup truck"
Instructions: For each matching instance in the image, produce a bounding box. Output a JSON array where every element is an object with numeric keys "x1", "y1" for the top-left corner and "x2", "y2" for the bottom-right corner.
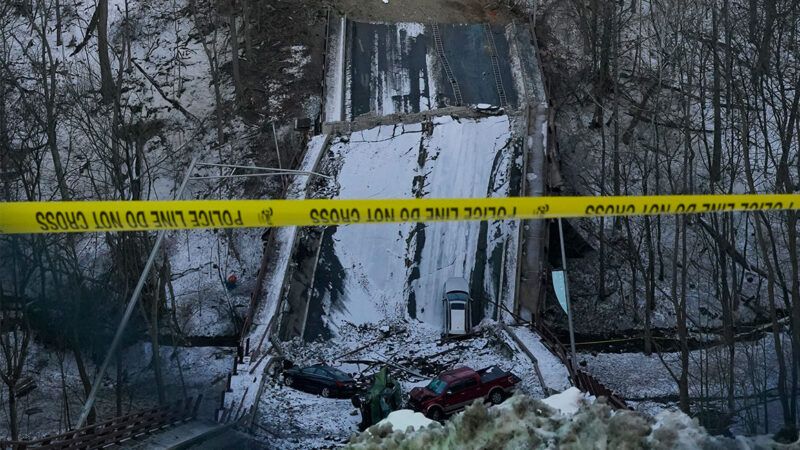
[{"x1": 408, "y1": 366, "x2": 520, "y2": 420}]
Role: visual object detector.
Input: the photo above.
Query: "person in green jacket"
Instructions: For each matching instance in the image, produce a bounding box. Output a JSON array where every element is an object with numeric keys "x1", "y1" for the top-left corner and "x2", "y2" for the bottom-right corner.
[{"x1": 354, "y1": 367, "x2": 403, "y2": 430}]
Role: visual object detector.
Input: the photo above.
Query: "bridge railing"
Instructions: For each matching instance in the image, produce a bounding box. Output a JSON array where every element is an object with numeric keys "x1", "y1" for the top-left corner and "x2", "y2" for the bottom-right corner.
[
  {"x1": 533, "y1": 321, "x2": 631, "y2": 410},
  {"x1": 0, "y1": 396, "x2": 201, "y2": 450}
]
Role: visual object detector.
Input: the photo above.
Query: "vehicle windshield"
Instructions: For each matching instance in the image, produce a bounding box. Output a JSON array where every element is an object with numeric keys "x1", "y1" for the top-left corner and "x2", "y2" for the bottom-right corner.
[
  {"x1": 426, "y1": 378, "x2": 448, "y2": 395},
  {"x1": 447, "y1": 292, "x2": 469, "y2": 302},
  {"x1": 325, "y1": 367, "x2": 351, "y2": 380}
]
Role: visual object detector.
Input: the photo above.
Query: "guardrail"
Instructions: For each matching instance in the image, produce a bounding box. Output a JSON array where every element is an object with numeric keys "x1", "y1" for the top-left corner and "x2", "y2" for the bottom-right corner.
[
  {"x1": 0, "y1": 396, "x2": 202, "y2": 449},
  {"x1": 566, "y1": 359, "x2": 629, "y2": 409},
  {"x1": 533, "y1": 321, "x2": 630, "y2": 409}
]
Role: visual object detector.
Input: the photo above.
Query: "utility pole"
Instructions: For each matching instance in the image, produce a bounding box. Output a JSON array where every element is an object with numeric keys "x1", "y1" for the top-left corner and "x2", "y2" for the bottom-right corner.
[
  {"x1": 558, "y1": 218, "x2": 577, "y2": 359},
  {"x1": 76, "y1": 157, "x2": 198, "y2": 428}
]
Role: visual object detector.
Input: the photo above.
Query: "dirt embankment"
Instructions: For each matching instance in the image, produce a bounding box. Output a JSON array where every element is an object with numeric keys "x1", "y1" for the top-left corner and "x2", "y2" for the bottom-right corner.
[
  {"x1": 239, "y1": 0, "x2": 327, "y2": 120},
  {"x1": 330, "y1": 0, "x2": 521, "y2": 24}
]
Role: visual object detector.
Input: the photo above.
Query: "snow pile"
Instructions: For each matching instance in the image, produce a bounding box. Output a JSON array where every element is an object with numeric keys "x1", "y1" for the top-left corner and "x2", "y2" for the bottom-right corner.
[
  {"x1": 540, "y1": 386, "x2": 586, "y2": 415},
  {"x1": 375, "y1": 410, "x2": 436, "y2": 433},
  {"x1": 346, "y1": 391, "x2": 785, "y2": 449}
]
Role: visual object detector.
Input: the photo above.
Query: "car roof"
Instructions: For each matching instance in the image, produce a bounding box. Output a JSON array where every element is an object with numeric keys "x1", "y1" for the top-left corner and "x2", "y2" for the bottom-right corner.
[
  {"x1": 444, "y1": 277, "x2": 469, "y2": 295},
  {"x1": 439, "y1": 366, "x2": 477, "y2": 382}
]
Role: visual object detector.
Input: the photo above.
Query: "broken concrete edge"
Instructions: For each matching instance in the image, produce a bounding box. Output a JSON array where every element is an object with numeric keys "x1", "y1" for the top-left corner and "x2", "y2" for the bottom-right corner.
[
  {"x1": 166, "y1": 423, "x2": 236, "y2": 450},
  {"x1": 322, "y1": 106, "x2": 515, "y2": 135}
]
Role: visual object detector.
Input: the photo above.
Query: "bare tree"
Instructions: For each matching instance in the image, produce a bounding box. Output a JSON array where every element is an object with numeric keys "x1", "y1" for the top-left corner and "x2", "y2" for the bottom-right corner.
[
  {"x1": 0, "y1": 239, "x2": 33, "y2": 440},
  {"x1": 96, "y1": 0, "x2": 115, "y2": 103}
]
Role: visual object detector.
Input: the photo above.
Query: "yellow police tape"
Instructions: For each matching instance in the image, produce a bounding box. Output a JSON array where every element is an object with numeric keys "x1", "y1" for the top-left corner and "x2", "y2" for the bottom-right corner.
[{"x1": 0, "y1": 194, "x2": 797, "y2": 234}]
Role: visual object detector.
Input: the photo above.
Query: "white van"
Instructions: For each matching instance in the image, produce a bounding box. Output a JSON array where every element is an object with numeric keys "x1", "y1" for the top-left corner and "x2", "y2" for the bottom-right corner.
[{"x1": 443, "y1": 277, "x2": 472, "y2": 335}]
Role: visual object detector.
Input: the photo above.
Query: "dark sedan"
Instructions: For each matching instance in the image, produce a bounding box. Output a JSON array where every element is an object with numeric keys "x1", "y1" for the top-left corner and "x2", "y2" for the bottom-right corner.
[{"x1": 282, "y1": 364, "x2": 357, "y2": 398}]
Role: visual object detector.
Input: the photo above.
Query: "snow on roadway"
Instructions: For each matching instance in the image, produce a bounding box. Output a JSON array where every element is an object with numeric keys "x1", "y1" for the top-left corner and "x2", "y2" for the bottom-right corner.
[
  {"x1": 317, "y1": 123, "x2": 421, "y2": 327},
  {"x1": 311, "y1": 115, "x2": 518, "y2": 336},
  {"x1": 507, "y1": 326, "x2": 571, "y2": 392},
  {"x1": 415, "y1": 115, "x2": 515, "y2": 327}
]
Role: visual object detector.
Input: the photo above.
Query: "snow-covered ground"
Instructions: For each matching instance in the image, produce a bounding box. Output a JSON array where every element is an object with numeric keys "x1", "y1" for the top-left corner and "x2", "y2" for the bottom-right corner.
[
  {"x1": 540, "y1": 386, "x2": 588, "y2": 414},
  {"x1": 580, "y1": 332, "x2": 793, "y2": 434},
  {"x1": 255, "y1": 385, "x2": 361, "y2": 449}
]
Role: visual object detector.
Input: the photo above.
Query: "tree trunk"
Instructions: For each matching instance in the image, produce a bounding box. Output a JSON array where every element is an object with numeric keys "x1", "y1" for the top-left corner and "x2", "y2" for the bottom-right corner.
[
  {"x1": 714, "y1": 215, "x2": 736, "y2": 415},
  {"x1": 97, "y1": 0, "x2": 115, "y2": 104},
  {"x1": 597, "y1": 0, "x2": 613, "y2": 92},
  {"x1": 150, "y1": 266, "x2": 166, "y2": 405},
  {"x1": 38, "y1": 16, "x2": 70, "y2": 201},
  {"x1": 677, "y1": 215, "x2": 690, "y2": 413},
  {"x1": 8, "y1": 389, "x2": 17, "y2": 440},
  {"x1": 623, "y1": 216, "x2": 639, "y2": 324},
  {"x1": 58, "y1": 350, "x2": 71, "y2": 430},
  {"x1": 671, "y1": 213, "x2": 689, "y2": 413},
  {"x1": 242, "y1": 0, "x2": 254, "y2": 60},
  {"x1": 786, "y1": 210, "x2": 800, "y2": 428},
  {"x1": 644, "y1": 213, "x2": 654, "y2": 356},
  {"x1": 710, "y1": 4, "x2": 722, "y2": 185},
  {"x1": 116, "y1": 352, "x2": 123, "y2": 416},
  {"x1": 199, "y1": 34, "x2": 226, "y2": 145},
  {"x1": 597, "y1": 85, "x2": 607, "y2": 304},
  {"x1": 229, "y1": 10, "x2": 242, "y2": 103},
  {"x1": 55, "y1": 0, "x2": 62, "y2": 45},
  {"x1": 71, "y1": 338, "x2": 97, "y2": 424}
]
